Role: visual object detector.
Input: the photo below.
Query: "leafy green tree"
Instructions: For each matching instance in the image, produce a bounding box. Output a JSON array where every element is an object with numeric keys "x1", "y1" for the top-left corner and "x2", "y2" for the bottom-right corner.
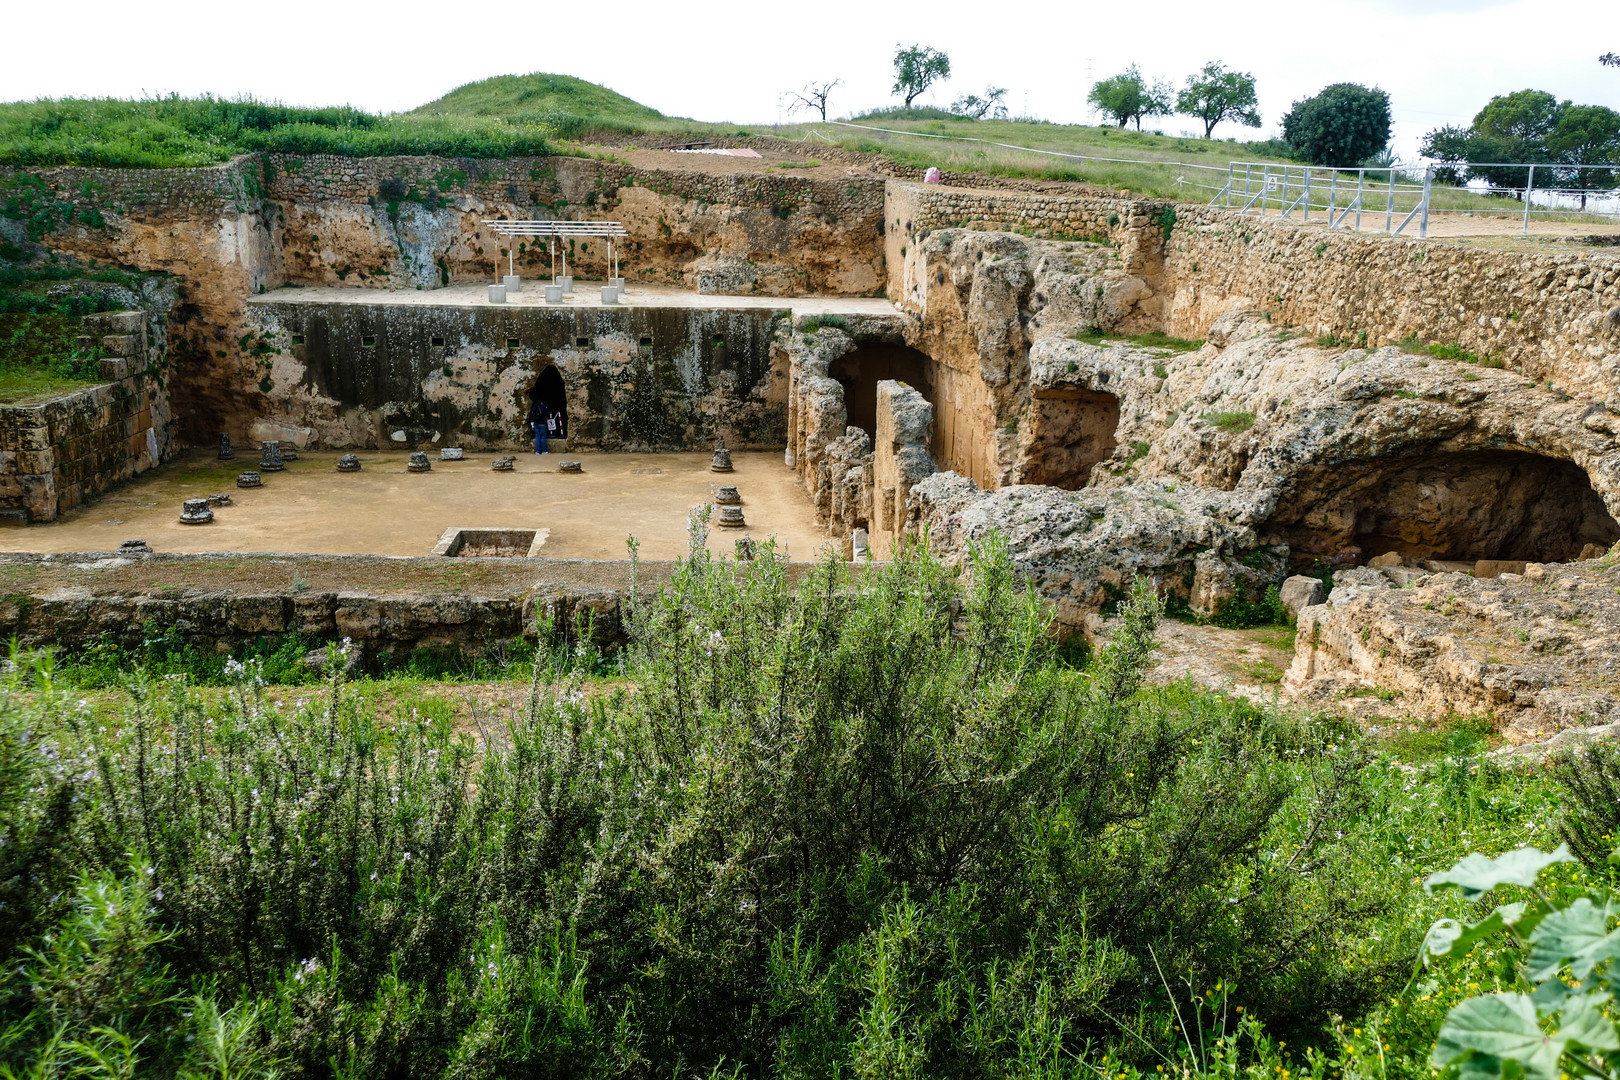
[
  {"x1": 1280, "y1": 83, "x2": 1392, "y2": 166},
  {"x1": 1176, "y1": 61, "x2": 1261, "y2": 138},
  {"x1": 1422, "y1": 90, "x2": 1562, "y2": 193},
  {"x1": 891, "y1": 44, "x2": 951, "y2": 108},
  {"x1": 1473, "y1": 88, "x2": 1562, "y2": 143},
  {"x1": 1548, "y1": 103, "x2": 1620, "y2": 207},
  {"x1": 1087, "y1": 65, "x2": 1173, "y2": 131}
]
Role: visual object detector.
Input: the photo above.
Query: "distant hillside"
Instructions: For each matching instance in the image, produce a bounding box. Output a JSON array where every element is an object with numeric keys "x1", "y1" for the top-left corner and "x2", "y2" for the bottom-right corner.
[{"x1": 411, "y1": 73, "x2": 678, "y2": 138}]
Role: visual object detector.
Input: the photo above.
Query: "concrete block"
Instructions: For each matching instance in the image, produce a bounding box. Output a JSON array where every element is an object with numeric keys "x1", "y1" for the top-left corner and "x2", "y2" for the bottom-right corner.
[{"x1": 1475, "y1": 559, "x2": 1528, "y2": 579}]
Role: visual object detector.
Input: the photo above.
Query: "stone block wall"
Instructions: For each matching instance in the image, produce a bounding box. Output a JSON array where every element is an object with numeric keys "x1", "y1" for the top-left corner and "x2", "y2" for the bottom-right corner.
[
  {"x1": 0, "y1": 311, "x2": 176, "y2": 522},
  {"x1": 0, "y1": 557, "x2": 626, "y2": 664}
]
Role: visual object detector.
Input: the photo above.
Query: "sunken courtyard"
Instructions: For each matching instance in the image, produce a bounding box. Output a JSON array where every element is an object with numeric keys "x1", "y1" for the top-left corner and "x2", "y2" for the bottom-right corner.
[{"x1": 2, "y1": 147, "x2": 1619, "y2": 745}]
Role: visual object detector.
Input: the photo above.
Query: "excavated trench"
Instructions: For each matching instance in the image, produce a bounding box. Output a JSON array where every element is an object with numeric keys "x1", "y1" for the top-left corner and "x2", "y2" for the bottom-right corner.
[{"x1": 1270, "y1": 450, "x2": 1620, "y2": 566}]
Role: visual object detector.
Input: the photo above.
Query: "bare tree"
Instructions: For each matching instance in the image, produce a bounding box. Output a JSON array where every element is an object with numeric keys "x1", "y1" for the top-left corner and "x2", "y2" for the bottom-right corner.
[
  {"x1": 788, "y1": 79, "x2": 843, "y2": 121},
  {"x1": 951, "y1": 86, "x2": 1009, "y2": 120}
]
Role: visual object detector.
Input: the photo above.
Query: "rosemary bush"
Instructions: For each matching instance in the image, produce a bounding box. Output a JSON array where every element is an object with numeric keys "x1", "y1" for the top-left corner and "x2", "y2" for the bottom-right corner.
[{"x1": 0, "y1": 535, "x2": 1403, "y2": 1078}]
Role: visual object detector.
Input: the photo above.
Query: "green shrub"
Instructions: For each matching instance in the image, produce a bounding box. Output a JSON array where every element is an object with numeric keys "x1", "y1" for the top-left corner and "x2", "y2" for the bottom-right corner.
[
  {"x1": 1209, "y1": 584, "x2": 1290, "y2": 628},
  {"x1": 0, "y1": 538, "x2": 1407, "y2": 1078},
  {"x1": 1204, "y1": 410, "x2": 1257, "y2": 433},
  {"x1": 1552, "y1": 741, "x2": 1620, "y2": 868},
  {"x1": 0, "y1": 95, "x2": 552, "y2": 168}
]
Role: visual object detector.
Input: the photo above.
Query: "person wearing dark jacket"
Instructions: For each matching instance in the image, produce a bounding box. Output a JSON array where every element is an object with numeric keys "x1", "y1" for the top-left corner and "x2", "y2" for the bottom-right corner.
[{"x1": 527, "y1": 397, "x2": 551, "y2": 454}]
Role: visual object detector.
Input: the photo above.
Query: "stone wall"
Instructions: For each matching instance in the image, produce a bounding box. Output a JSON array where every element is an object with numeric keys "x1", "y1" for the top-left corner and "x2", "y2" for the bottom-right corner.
[
  {"x1": 244, "y1": 299, "x2": 789, "y2": 450},
  {"x1": 887, "y1": 180, "x2": 1620, "y2": 406},
  {"x1": 1161, "y1": 205, "x2": 1620, "y2": 401},
  {"x1": 264, "y1": 154, "x2": 887, "y2": 297},
  {"x1": 0, "y1": 311, "x2": 177, "y2": 523},
  {"x1": 0, "y1": 553, "x2": 628, "y2": 665}
]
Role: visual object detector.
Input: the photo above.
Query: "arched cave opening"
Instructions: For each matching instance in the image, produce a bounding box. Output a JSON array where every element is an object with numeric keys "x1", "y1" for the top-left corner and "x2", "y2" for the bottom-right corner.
[
  {"x1": 1271, "y1": 450, "x2": 1620, "y2": 567},
  {"x1": 829, "y1": 343, "x2": 933, "y2": 439},
  {"x1": 528, "y1": 365, "x2": 569, "y2": 440},
  {"x1": 1019, "y1": 388, "x2": 1121, "y2": 490}
]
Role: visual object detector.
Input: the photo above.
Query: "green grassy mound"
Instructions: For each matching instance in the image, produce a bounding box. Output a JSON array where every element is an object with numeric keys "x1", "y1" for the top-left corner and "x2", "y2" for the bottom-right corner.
[{"x1": 411, "y1": 71, "x2": 673, "y2": 138}]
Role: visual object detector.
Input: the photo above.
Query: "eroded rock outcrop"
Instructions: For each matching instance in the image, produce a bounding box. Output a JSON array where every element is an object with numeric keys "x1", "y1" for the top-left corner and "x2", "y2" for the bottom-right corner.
[{"x1": 1285, "y1": 552, "x2": 1620, "y2": 745}]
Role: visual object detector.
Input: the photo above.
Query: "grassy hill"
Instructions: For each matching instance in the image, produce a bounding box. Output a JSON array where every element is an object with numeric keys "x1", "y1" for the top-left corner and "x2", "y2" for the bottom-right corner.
[{"x1": 410, "y1": 73, "x2": 676, "y2": 138}]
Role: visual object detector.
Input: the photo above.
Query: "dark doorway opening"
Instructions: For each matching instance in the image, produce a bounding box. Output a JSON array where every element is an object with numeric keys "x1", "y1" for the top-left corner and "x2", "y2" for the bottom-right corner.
[
  {"x1": 1020, "y1": 389, "x2": 1122, "y2": 489},
  {"x1": 528, "y1": 365, "x2": 568, "y2": 440},
  {"x1": 1270, "y1": 450, "x2": 1620, "y2": 566},
  {"x1": 828, "y1": 343, "x2": 933, "y2": 437}
]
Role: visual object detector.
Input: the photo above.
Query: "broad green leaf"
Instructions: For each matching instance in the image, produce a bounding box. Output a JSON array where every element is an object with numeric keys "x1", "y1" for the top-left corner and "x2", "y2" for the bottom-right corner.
[
  {"x1": 1427, "y1": 847, "x2": 1576, "y2": 899},
  {"x1": 1528, "y1": 899, "x2": 1620, "y2": 982},
  {"x1": 1531, "y1": 978, "x2": 1573, "y2": 1011},
  {"x1": 1557, "y1": 992, "x2": 1620, "y2": 1052},
  {"x1": 1504, "y1": 901, "x2": 1555, "y2": 940},
  {"x1": 1433, "y1": 992, "x2": 1565, "y2": 1080},
  {"x1": 1455, "y1": 1051, "x2": 1508, "y2": 1080},
  {"x1": 1425, "y1": 919, "x2": 1466, "y2": 961},
  {"x1": 1425, "y1": 910, "x2": 1515, "y2": 963}
]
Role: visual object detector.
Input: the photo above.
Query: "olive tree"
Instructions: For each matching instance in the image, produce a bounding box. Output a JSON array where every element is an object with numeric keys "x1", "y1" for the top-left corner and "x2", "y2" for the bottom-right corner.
[
  {"x1": 1176, "y1": 61, "x2": 1261, "y2": 138},
  {"x1": 892, "y1": 44, "x2": 951, "y2": 108},
  {"x1": 1088, "y1": 65, "x2": 1174, "y2": 131}
]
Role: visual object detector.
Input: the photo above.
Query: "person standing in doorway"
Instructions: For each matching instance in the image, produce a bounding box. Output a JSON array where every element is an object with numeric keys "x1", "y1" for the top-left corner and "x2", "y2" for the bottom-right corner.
[{"x1": 528, "y1": 395, "x2": 551, "y2": 454}]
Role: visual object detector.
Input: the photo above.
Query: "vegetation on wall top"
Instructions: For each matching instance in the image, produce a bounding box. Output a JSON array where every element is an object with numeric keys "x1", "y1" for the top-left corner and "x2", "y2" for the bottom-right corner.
[{"x1": 0, "y1": 95, "x2": 553, "y2": 169}]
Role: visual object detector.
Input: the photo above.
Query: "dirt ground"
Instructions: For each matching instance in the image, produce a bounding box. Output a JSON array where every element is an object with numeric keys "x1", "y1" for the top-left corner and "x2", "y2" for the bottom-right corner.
[
  {"x1": 1148, "y1": 618, "x2": 1297, "y2": 704},
  {"x1": 571, "y1": 142, "x2": 873, "y2": 181},
  {"x1": 0, "y1": 450, "x2": 837, "y2": 562}
]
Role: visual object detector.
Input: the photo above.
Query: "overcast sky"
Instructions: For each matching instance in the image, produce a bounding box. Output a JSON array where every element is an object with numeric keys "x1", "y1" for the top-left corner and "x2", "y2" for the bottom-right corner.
[{"x1": 5, "y1": 0, "x2": 1617, "y2": 163}]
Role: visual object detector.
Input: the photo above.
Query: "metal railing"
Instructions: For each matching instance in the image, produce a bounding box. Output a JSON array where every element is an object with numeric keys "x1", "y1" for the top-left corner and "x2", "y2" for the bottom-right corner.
[
  {"x1": 1209, "y1": 161, "x2": 1620, "y2": 238},
  {"x1": 809, "y1": 121, "x2": 1620, "y2": 239}
]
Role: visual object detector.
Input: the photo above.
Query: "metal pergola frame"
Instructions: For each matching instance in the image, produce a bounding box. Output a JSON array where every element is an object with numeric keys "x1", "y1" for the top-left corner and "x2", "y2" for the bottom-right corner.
[{"x1": 482, "y1": 220, "x2": 629, "y2": 285}]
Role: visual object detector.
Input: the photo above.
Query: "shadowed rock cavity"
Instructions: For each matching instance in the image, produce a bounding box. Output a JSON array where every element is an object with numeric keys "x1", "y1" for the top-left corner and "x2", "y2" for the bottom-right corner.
[
  {"x1": 1018, "y1": 387, "x2": 1121, "y2": 490},
  {"x1": 828, "y1": 343, "x2": 934, "y2": 441},
  {"x1": 1269, "y1": 450, "x2": 1620, "y2": 566}
]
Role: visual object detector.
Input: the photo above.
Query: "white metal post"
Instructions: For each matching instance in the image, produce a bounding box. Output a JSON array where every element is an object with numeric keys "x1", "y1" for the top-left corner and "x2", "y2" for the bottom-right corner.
[
  {"x1": 1303, "y1": 167, "x2": 1312, "y2": 223},
  {"x1": 1419, "y1": 165, "x2": 1433, "y2": 238},
  {"x1": 1226, "y1": 162, "x2": 1233, "y2": 208},
  {"x1": 1327, "y1": 170, "x2": 1337, "y2": 226},
  {"x1": 1523, "y1": 164, "x2": 1536, "y2": 235},
  {"x1": 1261, "y1": 165, "x2": 1269, "y2": 215},
  {"x1": 1355, "y1": 169, "x2": 1365, "y2": 231},
  {"x1": 1385, "y1": 168, "x2": 1396, "y2": 233}
]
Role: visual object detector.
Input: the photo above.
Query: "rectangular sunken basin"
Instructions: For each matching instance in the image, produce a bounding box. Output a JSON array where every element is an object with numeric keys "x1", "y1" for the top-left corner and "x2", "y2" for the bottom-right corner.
[{"x1": 431, "y1": 527, "x2": 550, "y2": 558}]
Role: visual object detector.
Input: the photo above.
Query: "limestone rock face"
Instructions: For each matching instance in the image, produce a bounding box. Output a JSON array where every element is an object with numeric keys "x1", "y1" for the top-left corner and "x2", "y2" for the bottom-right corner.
[
  {"x1": 1279, "y1": 575, "x2": 1325, "y2": 616},
  {"x1": 1285, "y1": 551, "x2": 1620, "y2": 747},
  {"x1": 910, "y1": 472, "x2": 1279, "y2": 633}
]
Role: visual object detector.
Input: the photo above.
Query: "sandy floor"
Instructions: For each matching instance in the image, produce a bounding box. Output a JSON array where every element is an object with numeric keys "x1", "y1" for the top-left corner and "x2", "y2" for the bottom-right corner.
[
  {"x1": 249, "y1": 282, "x2": 902, "y2": 316},
  {"x1": 0, "y1": 450, "x2": 838, "y2": 562}
]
